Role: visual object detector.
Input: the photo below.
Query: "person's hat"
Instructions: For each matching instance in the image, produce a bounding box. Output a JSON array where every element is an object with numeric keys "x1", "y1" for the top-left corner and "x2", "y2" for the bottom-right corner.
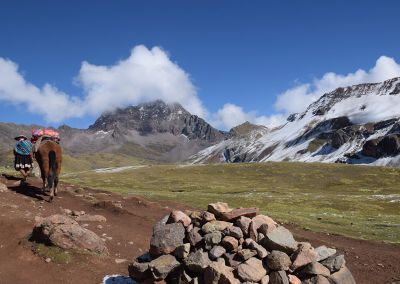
[{"x1": 14, "y1": 135, "x2": 28, "y2": 141}]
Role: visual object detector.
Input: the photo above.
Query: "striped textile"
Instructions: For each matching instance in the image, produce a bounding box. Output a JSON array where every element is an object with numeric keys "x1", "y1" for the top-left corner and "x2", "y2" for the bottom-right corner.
[{"x1": 15, "y1": 140, "x2": 33, "y2": 155}]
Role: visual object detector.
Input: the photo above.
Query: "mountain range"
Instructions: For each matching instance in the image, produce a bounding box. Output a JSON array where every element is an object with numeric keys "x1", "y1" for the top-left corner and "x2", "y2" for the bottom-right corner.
[{"x1": 1, "y1": 77, "x2": 400, "y2": 168}]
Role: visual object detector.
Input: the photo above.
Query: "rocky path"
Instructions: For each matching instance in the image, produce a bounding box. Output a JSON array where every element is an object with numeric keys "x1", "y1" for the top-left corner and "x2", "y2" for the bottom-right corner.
[{"x1": 0, "y1": 174, "x2": 399, "y2": 284}]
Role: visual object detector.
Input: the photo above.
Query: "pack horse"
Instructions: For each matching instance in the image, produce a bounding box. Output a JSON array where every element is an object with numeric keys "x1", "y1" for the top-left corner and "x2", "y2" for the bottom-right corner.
[{"x1": 32, "y1": 129, "x2": 63, "y2": 202}]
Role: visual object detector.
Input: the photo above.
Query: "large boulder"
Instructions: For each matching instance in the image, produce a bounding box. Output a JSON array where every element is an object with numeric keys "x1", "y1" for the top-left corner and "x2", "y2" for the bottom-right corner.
[
  {"x1": 32, "y1": 214, "x2": 108, "y2": 254},
  {"x1": 150, "y1": 223, "x2": 185, "y2": 256}
]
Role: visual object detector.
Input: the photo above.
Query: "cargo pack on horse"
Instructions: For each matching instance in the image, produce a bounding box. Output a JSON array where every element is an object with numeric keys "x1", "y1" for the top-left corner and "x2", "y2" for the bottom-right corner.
[{"x1": 32, "y1": 129, "x2": 62, "y2": 202}]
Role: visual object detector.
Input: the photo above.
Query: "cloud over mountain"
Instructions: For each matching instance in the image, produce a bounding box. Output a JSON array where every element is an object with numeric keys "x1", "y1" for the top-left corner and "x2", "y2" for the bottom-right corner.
[
  {"x1": 0, "y1": 47, "x2": 399, "y2": 130},
  {"x1": 0, "y1": 45, "x2": 206, "y2": 122}
]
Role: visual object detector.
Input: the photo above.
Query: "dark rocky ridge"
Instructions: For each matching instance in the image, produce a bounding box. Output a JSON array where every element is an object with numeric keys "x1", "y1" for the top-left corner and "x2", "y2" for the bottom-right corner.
[{"x1": 89, "y1": 100, "x2": 227, "y2": 143}]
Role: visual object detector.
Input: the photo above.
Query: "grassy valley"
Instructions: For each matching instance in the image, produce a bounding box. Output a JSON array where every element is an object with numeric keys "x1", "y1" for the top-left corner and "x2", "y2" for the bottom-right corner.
[{"x1": 63, "y1": 162, "x2": 400, "y2": 244}]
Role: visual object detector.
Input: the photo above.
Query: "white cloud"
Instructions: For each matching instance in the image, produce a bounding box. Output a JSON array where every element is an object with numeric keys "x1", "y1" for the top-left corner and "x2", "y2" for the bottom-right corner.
[
  {"x1": 0, "y1": 45, "x2": 206, "y2": 122},
  {"x1": 1, "y1": 49, "x2": 399, "y2": 130},
  {"x1": 211, "y1": 103, "x2": 285, "y2": 130},
  {"x1": 77, "y1": 45, "x2": 206, "y2": 118},
  {"x1": 275, "y1": 56, "x2": 400, "y2": 115}
]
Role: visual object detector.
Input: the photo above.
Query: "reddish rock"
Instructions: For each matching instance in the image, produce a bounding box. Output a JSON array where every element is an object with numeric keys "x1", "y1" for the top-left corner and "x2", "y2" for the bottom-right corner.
[
  {"x1": 204, "y1": 261, "x2": 240, "y2": 284},
  {"x1": 207, "y1": 202, "x2": 232, "y2": 217},
  {"x1": 269, "y1": 271, "x2": 289, "y2": 284},
  {"x1": 201, "y1": 211, "x2": 216, "y2": 223},
  {"x1": 290, "y1": 242, "x2": 317, "y2": 271},
  {"x1": 249, "y1": 215, "x2": 277, "y2": 241},
  {"x1": 237, "y1": 257, "x2": 267, "y2": 282},
  {"x1": 187, "y1": 227, "x2": 203, "y2": 247},
  {"x1": 221, "y1": 236, "x2": 239, "y2": 252},
  {"x1": 297, "y1": 262, "x2": 331, "y2": 278},
  {"x1": 220, "y1": 208, "x2": 258, "y2": 221},
  {"x1": 168, "y1": 210, "x2": 192, "y2": 227},
  {"x1": 288, "y1": 274, "x2": 301, "y2": 284}
]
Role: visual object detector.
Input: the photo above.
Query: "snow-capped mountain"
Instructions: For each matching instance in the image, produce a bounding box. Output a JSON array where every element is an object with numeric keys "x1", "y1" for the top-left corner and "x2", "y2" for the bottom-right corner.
[{"x1": 191, "y1": 77, "x2": 400, "y2": 166}]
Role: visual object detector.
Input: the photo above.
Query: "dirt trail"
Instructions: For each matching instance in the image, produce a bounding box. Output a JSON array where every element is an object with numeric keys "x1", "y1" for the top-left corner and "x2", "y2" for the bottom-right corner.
[{"x1": 0, "y1": 175, "x2": 399, "y2": 284}]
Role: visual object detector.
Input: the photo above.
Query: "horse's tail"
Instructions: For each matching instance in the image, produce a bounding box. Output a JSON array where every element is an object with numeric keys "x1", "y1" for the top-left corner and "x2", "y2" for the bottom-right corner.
[{"x1": 47, "y1": 150, "x2": 57, "y2": 188}]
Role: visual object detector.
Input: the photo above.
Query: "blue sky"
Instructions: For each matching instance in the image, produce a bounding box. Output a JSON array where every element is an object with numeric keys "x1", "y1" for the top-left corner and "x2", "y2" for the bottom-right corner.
[{"x1": 0, "y1": 0, "x2": 399, "y2": 129}]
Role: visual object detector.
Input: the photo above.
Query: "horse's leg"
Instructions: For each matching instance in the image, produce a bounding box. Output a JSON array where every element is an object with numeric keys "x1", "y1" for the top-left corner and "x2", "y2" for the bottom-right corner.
[
  {"x1": 49, "y1": 185, "x2": 54, "y2": 202},
  {"x1": 42, "y1": 177, "x2": 46, "y2": 194},
  {"x1": 54, "y1": 176, "x2": 59, "y2": 196}
]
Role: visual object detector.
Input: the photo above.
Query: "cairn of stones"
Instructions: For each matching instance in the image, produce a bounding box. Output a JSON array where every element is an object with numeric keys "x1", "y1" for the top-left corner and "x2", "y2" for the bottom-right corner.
[{"x1": 128, "y1": 202, "x2": 355, "y2": 284}]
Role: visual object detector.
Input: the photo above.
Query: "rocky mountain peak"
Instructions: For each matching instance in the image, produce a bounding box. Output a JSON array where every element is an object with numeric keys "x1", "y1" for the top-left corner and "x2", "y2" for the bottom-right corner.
[{"x1": 88, "y1": 100, "x2": 227, "y2": 142}]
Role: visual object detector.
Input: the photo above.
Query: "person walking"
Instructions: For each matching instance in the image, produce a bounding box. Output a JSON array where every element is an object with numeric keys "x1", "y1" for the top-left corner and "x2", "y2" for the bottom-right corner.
[{"x1": 13, "y1": 135, "x2": 33, "y2": 184}]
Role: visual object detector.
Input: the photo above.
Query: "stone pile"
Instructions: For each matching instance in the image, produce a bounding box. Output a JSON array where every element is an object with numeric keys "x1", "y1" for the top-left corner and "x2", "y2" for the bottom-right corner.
[{"x1": 128, "y1": 202, "x2": 356, "y2": 284}]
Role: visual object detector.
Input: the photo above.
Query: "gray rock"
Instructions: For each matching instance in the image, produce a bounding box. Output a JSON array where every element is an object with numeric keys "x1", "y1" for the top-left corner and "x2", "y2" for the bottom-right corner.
[
  {"x1": 235, "y1": 216, "x2": 252, "y2": 237},
  {"x1": 327, "y1": 266, "x2": 356, "y2": 284},
  {"x1": 174, "y1": 243, "x2": 191, "y2": 259},
  {"x1": 244, "y1": 238, "x2": 269, "y2": 259},
  {"x1": 128, "y1": 261, "x2": 151, "y2": 280},
  {"x1": 184, "y1": 249, "x2": 212, "y2": 273},
  {"x1": 204, "y1": 231, "x2": 222, "y2": 250},
  {"x1": 315, "y1": 246, "x2": 336, "y2": 262},
  {"x1": 153, "y1": 215, "x2": 170, "y2": 232},
  {"x1": 262, "y1": 226, "x2": 298, "y2": 254},
  {"x1": 237, "y1": 249, "x2": 257, "y2": 261},
  {"x1": 150, "y1": 222, "x2": 185, "y2": 256},
  {"x1": 222, "y1": 226, "x2": 244, "y2": 239},
  {"x1": 320, "y1": 255, "x2": 345, "y2": 273},
  {"x1": 237, "y1": 257, "x2": 267, "y2": 282},
  {"x1": 149, "y1": 254, "x2": 180, "y2": 280},
  {"x1": 209, "y1": 246, "x2": 226, "y2": 260},
  {"x1": 202, "y1": 221, "x2": 233, "y2": 234},
  {"x1": 269, "y1": 271, "x2": 289, "y2": 284},
  {"x1": 266, "y1": 250, "x2": 292, "y2": 271}
]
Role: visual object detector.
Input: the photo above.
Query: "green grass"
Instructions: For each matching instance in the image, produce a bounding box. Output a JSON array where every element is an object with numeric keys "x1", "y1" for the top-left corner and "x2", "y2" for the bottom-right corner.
[
  {"x1": 63, "y1": 162, "x2": 400, "y2": 244},
  {"x1": 33, "y1": 243, "x2": 72, "y2": 264}
]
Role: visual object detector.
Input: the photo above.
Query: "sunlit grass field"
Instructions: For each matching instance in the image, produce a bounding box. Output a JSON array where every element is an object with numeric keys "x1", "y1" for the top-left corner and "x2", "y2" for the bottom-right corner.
[{"x1": 62, "y1": 162, "x2": 400, "y2": 244}]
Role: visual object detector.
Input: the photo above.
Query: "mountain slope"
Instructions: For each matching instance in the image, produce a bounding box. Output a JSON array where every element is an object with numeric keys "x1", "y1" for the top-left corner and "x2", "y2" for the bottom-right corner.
[
  {"x1": 0, "y1": 101, "x2": 227, "y2": 167},
  {"x1": 191, "y1": 77, "x2": 400, "y2": 166}
]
